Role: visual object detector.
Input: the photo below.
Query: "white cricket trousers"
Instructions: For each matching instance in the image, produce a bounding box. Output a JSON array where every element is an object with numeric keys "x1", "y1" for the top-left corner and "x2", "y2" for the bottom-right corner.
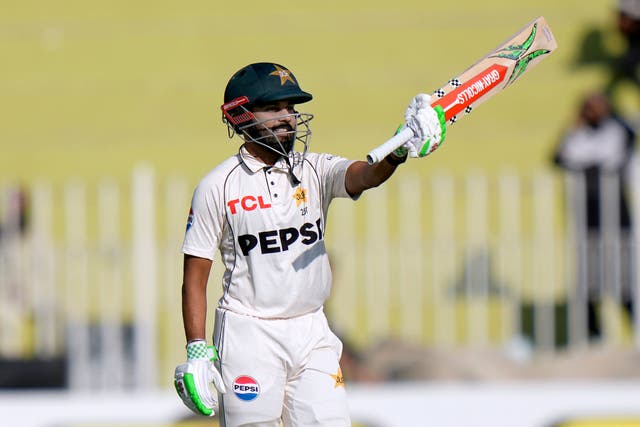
[{"x1": 213, "y1": 307, "x2": 350, "y2": 427}]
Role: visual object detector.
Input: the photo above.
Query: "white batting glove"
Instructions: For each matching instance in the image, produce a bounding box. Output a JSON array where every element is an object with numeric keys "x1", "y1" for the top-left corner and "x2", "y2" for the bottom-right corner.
[
  {"x1": 174, "y1": 340, "x2": 226, "y2": 417},
  {"x1": 397, "y1": 93, "x2": 447, "y2": 158}
]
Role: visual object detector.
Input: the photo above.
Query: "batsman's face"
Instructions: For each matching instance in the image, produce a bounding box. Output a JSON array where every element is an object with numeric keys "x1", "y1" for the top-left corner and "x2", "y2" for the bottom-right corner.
[{"x1": 249, "y1": 101, "x2": 297, "y2": 151}]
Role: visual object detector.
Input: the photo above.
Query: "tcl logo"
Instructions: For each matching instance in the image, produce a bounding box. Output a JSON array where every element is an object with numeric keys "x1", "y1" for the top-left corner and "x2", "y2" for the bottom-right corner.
[{"x1": 227, "y1": 195, "x2": 271, "y2": 215}]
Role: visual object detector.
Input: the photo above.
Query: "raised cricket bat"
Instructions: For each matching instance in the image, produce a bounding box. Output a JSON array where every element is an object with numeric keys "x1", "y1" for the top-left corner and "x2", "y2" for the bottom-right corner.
[{"x1": 367, "y1": 16, "x2": 558, "y2": 164}]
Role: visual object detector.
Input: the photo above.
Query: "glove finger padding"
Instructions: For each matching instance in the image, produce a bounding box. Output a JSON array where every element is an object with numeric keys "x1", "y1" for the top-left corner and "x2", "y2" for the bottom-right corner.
[
  {"x1": 209, "y1": 362, "x2": 227, "y2": 394},
  {"x1": 205, "y1": 345, "x2": 227, "y2": 394},
  {"x1": 174, "y1": 360, "x2": 219, "y2": 417},
  {"x1": 403, "y1": 93, "x2": 447, "y2": 158},
  {"x1": 404, "y1": 93, "x2": 432, "y2": 121},
  {"x1": 414, "y1": 105, "x2": 445, "y2": 157}
]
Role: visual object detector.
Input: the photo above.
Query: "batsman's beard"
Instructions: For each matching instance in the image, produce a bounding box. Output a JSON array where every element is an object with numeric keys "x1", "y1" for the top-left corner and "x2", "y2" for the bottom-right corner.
[{"x1": 244, "y1": 123, "x2": 296, "y2": 156}]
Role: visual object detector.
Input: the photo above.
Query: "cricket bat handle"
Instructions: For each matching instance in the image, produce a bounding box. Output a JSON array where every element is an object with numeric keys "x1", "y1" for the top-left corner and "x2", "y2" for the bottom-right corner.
[{"x1": 366, "y1": 127, "x2": 415, "y2": 165}]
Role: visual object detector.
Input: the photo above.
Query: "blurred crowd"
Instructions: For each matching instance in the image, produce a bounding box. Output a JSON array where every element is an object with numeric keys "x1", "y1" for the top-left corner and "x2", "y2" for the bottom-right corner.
[{"x1": 550, "y1": 0, "x2": 640, "y2": 345}]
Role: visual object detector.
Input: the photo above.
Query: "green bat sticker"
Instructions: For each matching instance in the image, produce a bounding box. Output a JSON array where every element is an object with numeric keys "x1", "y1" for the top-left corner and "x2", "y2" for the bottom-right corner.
[{"x1": 489, "y1": 23, "x2": 552, "y2": 85}]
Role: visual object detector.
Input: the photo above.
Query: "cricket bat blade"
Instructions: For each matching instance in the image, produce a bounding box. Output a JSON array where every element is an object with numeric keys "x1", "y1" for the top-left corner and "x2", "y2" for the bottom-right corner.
[{"x1": 366, "y1": 16, "x2": 557, "y2": 165}]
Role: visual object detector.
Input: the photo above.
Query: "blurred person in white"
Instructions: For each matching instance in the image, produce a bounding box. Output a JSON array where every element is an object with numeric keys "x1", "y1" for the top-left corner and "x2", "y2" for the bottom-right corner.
[
  {"x1": 172, "y1": 62, "x2": 447, "y2": 426},
  {"x1": 553, "y1": 92, "x2": 636, "y2": 340}
]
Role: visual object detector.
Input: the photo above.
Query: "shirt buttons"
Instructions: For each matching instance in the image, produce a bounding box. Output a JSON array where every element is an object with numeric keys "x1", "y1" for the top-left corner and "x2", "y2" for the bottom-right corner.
[
  {"x1": 274, "y1": 194, "x2": 278, "y2": 198},
  {"x1": 270, "y1": 181, "x2": 275, "y2": 185}
]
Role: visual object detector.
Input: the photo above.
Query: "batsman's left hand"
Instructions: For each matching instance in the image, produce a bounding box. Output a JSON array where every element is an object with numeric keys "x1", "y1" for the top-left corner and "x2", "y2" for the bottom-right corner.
[
  {"x1": 174, "y1": 340, "x2": 226, "y2": 417},
  {"x1": 397, "y1": 93, "x2": 447, "y2": 158}
]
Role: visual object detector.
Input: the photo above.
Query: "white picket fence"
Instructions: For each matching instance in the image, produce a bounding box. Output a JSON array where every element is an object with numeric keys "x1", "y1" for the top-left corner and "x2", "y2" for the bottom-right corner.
[{"x1": 1, "y1": 164, "x2": 640, "y2": 390}]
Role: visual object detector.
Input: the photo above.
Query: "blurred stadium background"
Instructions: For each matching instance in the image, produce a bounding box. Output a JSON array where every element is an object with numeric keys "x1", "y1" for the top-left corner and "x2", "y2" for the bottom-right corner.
[{"x1": 3, "y1": 0, "x2": 640, "y2": 426}]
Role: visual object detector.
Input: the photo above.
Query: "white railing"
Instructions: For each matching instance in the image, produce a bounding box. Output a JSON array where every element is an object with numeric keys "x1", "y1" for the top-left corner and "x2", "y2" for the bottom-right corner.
[{"x1": 1, "y1": 163, "x2": 639, "y2": 390}]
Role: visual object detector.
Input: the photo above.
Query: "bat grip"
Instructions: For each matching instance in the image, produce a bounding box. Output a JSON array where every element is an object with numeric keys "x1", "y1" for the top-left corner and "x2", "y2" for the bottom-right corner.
[{"x1": 366, "y1": 127, "x2": 415, "y2": 165}]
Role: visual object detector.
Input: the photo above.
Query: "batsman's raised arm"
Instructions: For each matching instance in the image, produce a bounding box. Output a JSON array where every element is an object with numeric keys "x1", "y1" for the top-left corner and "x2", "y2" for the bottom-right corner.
[
  {"x1": 346, "y1": 93, "x2": 447, "y2": 195},
  {"x1": 344, "y1": 153, "x2": 404, "y2": 196}
]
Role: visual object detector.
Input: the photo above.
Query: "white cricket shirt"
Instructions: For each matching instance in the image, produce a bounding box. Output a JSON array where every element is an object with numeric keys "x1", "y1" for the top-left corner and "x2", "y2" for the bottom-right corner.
[{"x1": 182, "y1": 146, "x2": 355, "y2": 319}]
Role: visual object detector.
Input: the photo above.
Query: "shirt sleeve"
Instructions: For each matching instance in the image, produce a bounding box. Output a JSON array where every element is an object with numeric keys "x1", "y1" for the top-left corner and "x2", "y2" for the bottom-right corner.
[
  {"x1": 181, "y1": 180, "x2": 224, "y2": 260},
  {"x1": 312, "y1": 153, "x2": 357, "y2": 207}
]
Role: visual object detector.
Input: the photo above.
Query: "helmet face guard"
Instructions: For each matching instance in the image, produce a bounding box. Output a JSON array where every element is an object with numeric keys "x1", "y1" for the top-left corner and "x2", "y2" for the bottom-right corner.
[
  {"x1": 221, "y1": 95, "x2": 313, "y2": 165},
  {"x1": 221, "y1": 63, "x2": 314, "y2": 163}
]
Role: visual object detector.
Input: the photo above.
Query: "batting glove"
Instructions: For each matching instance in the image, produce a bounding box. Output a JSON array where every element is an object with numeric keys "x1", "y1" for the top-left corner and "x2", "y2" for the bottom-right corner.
[
  {"x1": 399, "y1": 93, "x2": 447, "y2": 158},
  {"x1": 174, "y1": 340, "x2": 226, "y2": 417}
]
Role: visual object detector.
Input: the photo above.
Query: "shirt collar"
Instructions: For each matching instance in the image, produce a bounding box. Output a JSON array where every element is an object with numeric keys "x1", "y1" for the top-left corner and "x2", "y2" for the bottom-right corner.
[{"x1": 238, "y1": 145, "x2": 289, "y2": 173}]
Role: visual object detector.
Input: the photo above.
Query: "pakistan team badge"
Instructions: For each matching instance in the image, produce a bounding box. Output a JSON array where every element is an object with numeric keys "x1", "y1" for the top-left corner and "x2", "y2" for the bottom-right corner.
[
  {"x1": 330, "y1": 367, "x2": 345, "y2": 388},
  {"x1": 293, "y1": 187, "x2": 307, "y2": 207},
  {"x1": 270, "y1": 65, "x2": 296, "y2": 85}
]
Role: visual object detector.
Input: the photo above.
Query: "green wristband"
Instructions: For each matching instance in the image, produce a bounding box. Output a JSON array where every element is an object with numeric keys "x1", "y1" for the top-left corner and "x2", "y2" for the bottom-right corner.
[{"x1": 186, "y1": 340, "x2": 208, "y2": 360}]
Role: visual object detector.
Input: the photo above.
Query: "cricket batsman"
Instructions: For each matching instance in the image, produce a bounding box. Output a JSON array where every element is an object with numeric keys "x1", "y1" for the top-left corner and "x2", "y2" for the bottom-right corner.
[{"x1": 173, "y1": 62, "x2": 446, "y2": 426}]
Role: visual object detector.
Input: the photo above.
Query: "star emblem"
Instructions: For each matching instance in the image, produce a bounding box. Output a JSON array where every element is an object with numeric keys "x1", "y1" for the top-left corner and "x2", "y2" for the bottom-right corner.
[
  {"x1": 269, "y1": 65, "x2": 296, "y2": 86},
  {"x1": 293, "y1": 187, "x2": 307, "y2": 207},
  {"x1": 330, "y1": 367, "x2": 345, "y2": 388}
]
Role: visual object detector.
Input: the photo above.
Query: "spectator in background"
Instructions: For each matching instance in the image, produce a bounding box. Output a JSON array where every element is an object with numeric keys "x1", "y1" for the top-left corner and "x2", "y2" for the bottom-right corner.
[
  {"x1": 553, "y1": 92, "x2": 636, "y2": 340},
  {"x1": 572, "y1": 1, "x2": 640, "y2": 117},
  {"x1": 607, "y1": 0, "x2": 640, "y2": 96},
  {"x1": 607, "y1": 0, "x2": 640, "y2": 122}
]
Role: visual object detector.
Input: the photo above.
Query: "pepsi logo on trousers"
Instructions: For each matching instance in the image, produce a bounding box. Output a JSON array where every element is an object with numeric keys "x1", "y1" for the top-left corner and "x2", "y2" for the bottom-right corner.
[{"x1": 233, "y1": 375, "x2": 260, "y2": 401}]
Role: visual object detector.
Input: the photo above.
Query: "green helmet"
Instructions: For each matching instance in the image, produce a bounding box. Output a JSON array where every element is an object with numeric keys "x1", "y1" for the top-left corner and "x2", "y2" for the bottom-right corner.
[{"x1": 223, "y1": 62, "x2": 313, "y2": 107}]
